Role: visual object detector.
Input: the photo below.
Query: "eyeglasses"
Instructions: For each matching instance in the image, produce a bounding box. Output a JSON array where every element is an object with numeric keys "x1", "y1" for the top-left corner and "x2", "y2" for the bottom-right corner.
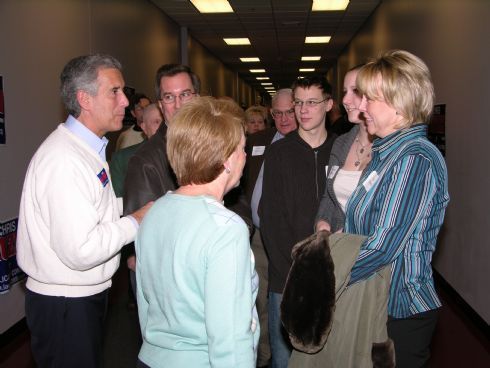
[
  {"x1": 271, "y1": 109, "x2": 295, "y2": 119},
  {"x1": 293, "y1": 98, "x2": 329, "y2": 108},
  {"x1": 160, "y1": 91, "x2": 196, "y2": 104}
]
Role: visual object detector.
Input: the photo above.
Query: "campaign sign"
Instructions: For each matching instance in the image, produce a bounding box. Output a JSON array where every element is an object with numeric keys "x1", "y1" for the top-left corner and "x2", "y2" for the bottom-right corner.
[
  {"x1": 0, "y1": 76, "x2": 5, "y2": 144},
  {"x1": 0, "y1": 218, "x2": 25, "y2": 294}
]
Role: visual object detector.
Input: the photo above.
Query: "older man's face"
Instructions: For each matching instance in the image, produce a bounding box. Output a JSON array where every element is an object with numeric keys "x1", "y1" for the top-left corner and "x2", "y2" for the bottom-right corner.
[
  {"x1": 271, "y1": 93, "x2": 297, "y2": 135},
  {"x1": 88, "y1": 68, "x2": 128, "y2": 137},
  {"x1": 158, "y1": 72, "x2": 197, "y2": 123}
]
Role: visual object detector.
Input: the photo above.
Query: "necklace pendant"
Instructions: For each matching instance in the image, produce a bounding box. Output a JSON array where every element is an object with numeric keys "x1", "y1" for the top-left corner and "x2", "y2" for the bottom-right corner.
[{"x1": 354, "y1": 160, "x2": 360, "y2": 167}]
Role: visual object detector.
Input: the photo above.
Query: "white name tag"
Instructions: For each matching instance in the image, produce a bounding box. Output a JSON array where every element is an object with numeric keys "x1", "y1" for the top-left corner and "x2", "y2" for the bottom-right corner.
[
  {"x1": 363, "y1": 171, "x2": 379, "y2": 192},
  {"x1": 252, "y1": 146, "x2": 266, "y2": 156},
  {"x1": 328, "y1": 165, "x2": 339, "y2": 179}
]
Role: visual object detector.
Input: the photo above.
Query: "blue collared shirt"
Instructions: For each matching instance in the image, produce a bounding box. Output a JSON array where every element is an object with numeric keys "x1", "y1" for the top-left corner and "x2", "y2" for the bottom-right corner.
[
  {"x1": 345, "y1": 125, "x2": 449, "y2": 318},
  {"x1": 64, "y1": 115, "x2": 108, "y2": 161}
]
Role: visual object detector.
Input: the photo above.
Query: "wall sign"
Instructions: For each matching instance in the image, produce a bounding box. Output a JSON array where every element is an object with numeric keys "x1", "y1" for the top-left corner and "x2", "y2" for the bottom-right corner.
[{"x1": 0, "y1": 218, "x2": 25, "y2": 294}]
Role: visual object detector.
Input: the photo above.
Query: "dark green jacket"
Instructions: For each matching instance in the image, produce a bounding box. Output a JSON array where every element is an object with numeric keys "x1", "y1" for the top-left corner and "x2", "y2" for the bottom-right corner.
[{"x1": 109, "y1": 141, "x2": 144, "y2": 198}]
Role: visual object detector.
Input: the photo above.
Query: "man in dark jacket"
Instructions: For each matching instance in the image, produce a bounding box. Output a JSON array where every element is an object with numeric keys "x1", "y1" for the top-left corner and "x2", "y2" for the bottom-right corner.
[
  {"x1": 123, "y1": 64, "x2": 200, "y2": 215},
  {"x1": 122, "y1": 64, "x2": 199, "y2": 298},
  {"x1": 259, "y1": 76, "x2": 336, "y2": 368},
  {"x1": 123, "y1": 64, "x2": 252, "y2": 295}
]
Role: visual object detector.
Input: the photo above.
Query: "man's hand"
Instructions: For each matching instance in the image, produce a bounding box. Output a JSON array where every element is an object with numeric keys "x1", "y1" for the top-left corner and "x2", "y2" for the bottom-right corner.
[
  {"x1": 127, "y1": 255, "x2": 136, "y2": 271},
  {"x1": 131, "y1": 201, "x2": 154, "y2": 224},
  {"x1": 315, "y1": 220, "x2": 331, "y2": 232}
]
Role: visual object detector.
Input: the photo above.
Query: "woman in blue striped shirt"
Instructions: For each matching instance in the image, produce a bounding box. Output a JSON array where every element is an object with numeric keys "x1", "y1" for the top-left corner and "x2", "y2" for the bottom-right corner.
[{"x1": 345, "y1": 50, "x2": 449, "y2": 368}]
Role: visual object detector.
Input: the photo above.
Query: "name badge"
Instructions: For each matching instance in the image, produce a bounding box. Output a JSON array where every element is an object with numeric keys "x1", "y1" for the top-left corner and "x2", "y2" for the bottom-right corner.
[
  {"x1": 252, "y1": 146, "x2": 266, "y2": 156},
  {"x1": 328, "y1": 165, "x2": 339, "y2": 179},
  {"x1": 362, "y1": 171, "x2": 378, "y2": 192}
]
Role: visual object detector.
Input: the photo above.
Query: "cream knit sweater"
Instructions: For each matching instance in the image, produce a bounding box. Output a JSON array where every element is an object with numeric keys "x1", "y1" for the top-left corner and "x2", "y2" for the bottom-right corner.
[{"x1": 17, "y1": 124, "x2": 136, "y2": 297}]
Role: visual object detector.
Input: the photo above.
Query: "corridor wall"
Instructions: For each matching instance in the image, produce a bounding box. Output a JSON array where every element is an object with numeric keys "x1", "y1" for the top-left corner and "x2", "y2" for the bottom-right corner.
[
  {"x1": 337, "y1": 0, "x2": 490, "y2": 323},
  {"x1": 0, "y1": 0, "x2": 256, "y2": 333}
]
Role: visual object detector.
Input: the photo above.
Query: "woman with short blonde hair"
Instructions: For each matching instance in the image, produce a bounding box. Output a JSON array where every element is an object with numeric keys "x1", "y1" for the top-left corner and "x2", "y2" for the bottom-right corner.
[
  {"x1": 356, "y1": 49, "x2": 435, "y2": 129},
  {"x1": 345, "y1": 50, "x2": 449, "y2": 367},
  {"x1": 136, "y1": 96, "x2": 259, "y2": 368},
  {"x1": 245, "y1": 106, "x2": 267, "y2": 134},
  {"x1": 167, "y1": 97, "x2": 245, "y2": 185}
]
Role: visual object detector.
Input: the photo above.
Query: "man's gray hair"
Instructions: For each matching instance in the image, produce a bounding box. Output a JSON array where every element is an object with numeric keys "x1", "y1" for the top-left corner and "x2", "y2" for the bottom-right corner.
[
  {"x1": 271, "y1": 88, "x2": 293, "y2": 106},
  {"x1": 60, "y1": 54, "x2": 123, "y2": 117}
]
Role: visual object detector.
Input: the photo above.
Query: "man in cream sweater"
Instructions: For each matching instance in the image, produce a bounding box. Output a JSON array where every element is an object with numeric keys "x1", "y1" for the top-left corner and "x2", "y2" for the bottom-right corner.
[{"x1": 17, "y1": 54, "x2": 152, "y2": 368}]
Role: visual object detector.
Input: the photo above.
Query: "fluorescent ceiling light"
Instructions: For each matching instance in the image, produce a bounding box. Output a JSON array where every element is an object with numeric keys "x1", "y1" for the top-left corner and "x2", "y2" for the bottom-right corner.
[
  {"x1": 261, "y1": 82, "x2": 272, "y2": 86},
  {"x1": 302, "y1": 56, "x2": 321, "y2": 61},
  {"x1": 299, "y1": 68, "x2": 315, "y2": 72},
  {"x1": 305, "y1": 36, "x2": 331, "y2": 44},
  {"x1": 191, "y1": 0, "x2": 233, "y2": 13},
  {"x1": 224, "y1": 38, "x2": 251, "y2": 45},
  {"x1": 240, "y1": 57, "x2": 260, "y2": 62},
  {"x1": 312, "y1": 0, "x2": 349, "y2": 11},
  {"x1": 256, "y1": 77, "x2": 270, "y2": 80},
  {"x1": 264, "y1": 87, "x2": 275, "y2": 90},
  {"x1": 250, "y1": 69, "x2": 266, "y2": 73}
]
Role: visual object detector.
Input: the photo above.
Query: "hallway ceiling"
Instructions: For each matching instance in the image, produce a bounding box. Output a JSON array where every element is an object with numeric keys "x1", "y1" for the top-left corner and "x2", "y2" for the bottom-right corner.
[{"x1": 150, "y1": 0, "x2": 380, "y2": 95}]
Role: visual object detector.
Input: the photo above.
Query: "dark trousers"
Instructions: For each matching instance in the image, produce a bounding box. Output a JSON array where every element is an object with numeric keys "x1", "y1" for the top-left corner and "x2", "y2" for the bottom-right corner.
[
  {"x1": 387, "y1": 309, "x2": 439, "y2": 368},
  {"x1": 25, "y1": 288, "x2": 109, "y2": 368}
]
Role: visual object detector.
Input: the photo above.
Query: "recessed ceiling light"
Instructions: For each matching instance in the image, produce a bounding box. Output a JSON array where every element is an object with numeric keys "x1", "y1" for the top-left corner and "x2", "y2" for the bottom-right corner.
[
  {"x1": 299, "y1": 68, "x2": 315, "y2": 72},
  {"x1": 240, "y1": 57, "x2": 260, "y2": 62},
  {"x1": 312, "y1": 0, "x2": 349, "y2": 11},
  {"x1": 261, "y1": 82, "x2": 272, "y2": 86},
  {"x1": 305, "y1": 36, "x2": 331, "y2": 44},
  {"x1": 191, "y1": 0, "x2": 233, "y2": 13},
  {"x1": 301, "y1": 56, "x2": 321, "y2": 61},
  {"x1": 224, "y1": 38, "x2": 251, "y2": 45},
  {"x1": 250, "y1": 69, "x2": 266, "y2": 73},
  {"x1": 256, "y1": 77, "x2": 270, "y2": 80}
]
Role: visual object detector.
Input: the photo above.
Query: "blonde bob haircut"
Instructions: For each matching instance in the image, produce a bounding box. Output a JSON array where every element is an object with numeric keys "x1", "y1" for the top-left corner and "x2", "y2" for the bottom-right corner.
[
  {"x1": 356, "y1": 50, "x2": 434, "y2": 127},
  {"x1": 167, "y1": 96, "x2": 245, "y2": 186}
]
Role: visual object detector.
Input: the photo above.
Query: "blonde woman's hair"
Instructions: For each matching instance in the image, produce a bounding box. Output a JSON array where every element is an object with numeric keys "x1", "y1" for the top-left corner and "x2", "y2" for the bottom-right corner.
[
  {"x1": 356, "y1": 50, "x2": 434, "y2": 127},
  {"x1": 167, "y1": 97, "x2": 245, "y2": 186}
]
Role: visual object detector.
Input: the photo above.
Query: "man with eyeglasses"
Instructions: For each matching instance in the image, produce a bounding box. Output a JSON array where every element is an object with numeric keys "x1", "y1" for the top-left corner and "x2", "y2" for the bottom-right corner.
[
  {"x1": 259, "y1": 76, "x2": 337, "y2": 367},
  {"x1": 123, "y1": 64, "x2": 200, "y2": 215},
  {"x1": 121, "y1": 65, "x2": 199, "y2": 310},
  {"x1": 242, "y1": 88, "x2": 297, "y2": 368}
]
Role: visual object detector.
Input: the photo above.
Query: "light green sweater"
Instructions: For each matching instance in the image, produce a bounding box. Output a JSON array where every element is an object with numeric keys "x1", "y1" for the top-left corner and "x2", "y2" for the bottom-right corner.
[{"x1": 136, "y1": 193, "x2": 259, "y2": 368}]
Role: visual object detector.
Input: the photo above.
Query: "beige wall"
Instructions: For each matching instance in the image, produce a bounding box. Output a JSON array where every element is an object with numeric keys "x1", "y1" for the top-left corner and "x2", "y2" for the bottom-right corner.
[
  {"x1": 188, "y1": 37, "x2": 255, "y2": 105},
  {"x1": 337, "y1": 0, "x2": 490, "y2": 323},
  {"x1": 0, "y1": 0, "x2": 256, "y2": 333}
]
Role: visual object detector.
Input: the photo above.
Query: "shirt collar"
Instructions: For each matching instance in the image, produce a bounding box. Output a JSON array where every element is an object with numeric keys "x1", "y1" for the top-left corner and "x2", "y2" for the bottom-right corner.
[
  {"x1": 272, "y1": 130, "x2": 284, "y2": 143},
  {"x1": 372, "y1": 124, "x2": 427, "y2": 161},
  {"x1": 64, "y1": 115, "x2": 109, "y2": 161}
]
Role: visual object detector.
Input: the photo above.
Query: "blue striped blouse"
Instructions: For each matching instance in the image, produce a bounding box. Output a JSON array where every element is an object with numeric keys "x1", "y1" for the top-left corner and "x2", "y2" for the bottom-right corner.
[{"x1": 345, "y1": 124, "x2": 449, "y2": 318}]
